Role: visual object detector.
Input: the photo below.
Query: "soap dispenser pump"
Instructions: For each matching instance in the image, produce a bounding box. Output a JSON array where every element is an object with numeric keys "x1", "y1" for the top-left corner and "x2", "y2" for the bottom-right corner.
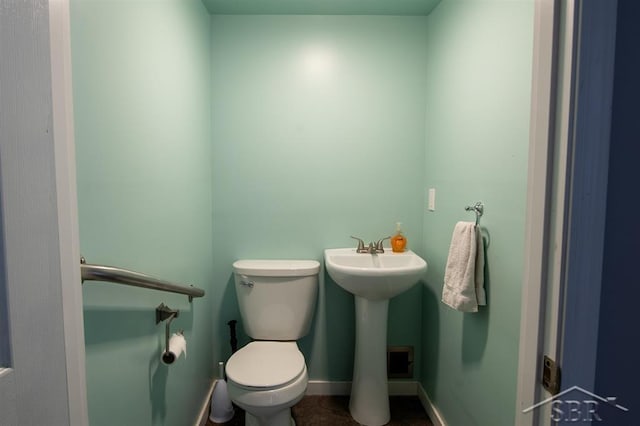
[{"x1": 390, "y1": 222, "x2": 407, "y2": 253}]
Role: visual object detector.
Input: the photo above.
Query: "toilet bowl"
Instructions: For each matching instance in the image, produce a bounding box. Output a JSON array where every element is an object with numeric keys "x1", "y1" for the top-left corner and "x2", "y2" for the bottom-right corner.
[
  {"x1": 226, "y1": 342, "x2": 308, "y2": 426},
  {"x1": 225, "y1": 259, "x2": 320, "y2": 426}
]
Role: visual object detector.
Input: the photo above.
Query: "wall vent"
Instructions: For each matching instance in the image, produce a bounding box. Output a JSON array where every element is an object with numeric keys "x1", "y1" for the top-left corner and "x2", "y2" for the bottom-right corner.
[{"x1": 387, "y1": 346, "x2": 414, "y2": 378}]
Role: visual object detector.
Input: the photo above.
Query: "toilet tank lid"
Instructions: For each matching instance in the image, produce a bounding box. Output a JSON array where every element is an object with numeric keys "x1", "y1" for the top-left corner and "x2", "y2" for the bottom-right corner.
[{"x1": 233, "y1": 259, "x2": 320, "y2": 277}]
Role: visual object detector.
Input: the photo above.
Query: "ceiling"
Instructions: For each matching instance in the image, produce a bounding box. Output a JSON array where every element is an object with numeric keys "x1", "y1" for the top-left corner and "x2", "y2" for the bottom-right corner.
[{"x1": 201, "y1": 0, "x2": 442, "y2": 15}]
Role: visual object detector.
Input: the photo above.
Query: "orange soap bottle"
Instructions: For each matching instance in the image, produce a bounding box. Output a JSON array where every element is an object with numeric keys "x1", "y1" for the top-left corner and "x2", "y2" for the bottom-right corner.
[{"x1": 390, "y1": 222, "x2": 407, "y2": 253}]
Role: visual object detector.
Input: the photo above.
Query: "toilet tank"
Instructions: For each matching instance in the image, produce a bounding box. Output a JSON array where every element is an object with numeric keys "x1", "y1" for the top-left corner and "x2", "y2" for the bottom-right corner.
[{"x1": 232, "y1": 259, "x2": 320, "y2": 341}]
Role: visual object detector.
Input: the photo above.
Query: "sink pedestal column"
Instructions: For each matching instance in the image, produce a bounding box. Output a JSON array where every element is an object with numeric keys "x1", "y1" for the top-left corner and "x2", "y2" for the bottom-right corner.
[{"x1": 349, "y1": 296, "x2": 390, "y2": 426}]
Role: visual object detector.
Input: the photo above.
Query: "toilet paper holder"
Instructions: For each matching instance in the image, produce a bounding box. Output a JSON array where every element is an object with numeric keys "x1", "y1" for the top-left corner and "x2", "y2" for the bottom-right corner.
[{"x1": 156, "y1": 303, "x2": 182, "y2": 363}]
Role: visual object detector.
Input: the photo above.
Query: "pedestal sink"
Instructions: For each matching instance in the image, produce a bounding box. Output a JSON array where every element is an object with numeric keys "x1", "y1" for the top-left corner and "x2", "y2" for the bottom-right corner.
[{"x1": 324, "y1": 248, "x2": 427, "y2": 426}]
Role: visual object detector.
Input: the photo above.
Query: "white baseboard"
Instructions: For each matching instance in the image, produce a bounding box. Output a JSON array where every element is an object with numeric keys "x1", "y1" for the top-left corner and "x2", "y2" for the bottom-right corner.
[
  {"x1": 195, "y1": 379, "x2": 216, "y2": 426},
  {"x1": 417, "y1": 383, "x2": 447, "y2": 426}
]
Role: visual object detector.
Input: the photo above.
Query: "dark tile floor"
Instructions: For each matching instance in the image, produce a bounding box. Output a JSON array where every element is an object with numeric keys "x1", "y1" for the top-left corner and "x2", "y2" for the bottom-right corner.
[{"x1": 207, "y1": 395, "x2": 433, "y2": 426}]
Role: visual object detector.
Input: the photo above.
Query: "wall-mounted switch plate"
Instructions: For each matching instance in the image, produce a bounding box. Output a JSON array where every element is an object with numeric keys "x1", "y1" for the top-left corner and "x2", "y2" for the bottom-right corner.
[{"x1": 428, "y1": 188, "x2": 436, "y2": 211}]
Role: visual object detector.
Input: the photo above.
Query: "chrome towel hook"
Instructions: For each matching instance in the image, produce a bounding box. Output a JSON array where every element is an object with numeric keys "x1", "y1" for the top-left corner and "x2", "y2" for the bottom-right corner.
[{"x1": 465, "y1": 201, "x2": 484, "y2": 226}]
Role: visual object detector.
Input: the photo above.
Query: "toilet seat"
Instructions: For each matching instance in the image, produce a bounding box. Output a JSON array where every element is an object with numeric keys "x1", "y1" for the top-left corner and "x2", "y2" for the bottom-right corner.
[{"x1": 226, "y1": 341, "x2": 305, "y2": 389}]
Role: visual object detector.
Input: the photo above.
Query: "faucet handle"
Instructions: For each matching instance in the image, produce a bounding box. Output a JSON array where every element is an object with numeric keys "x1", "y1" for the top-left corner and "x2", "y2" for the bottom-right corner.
[
  {"x1": 350, "y1": 236, "x2": 366, "y2": 252},
  {"x1": 375, "y1": 236, "x2": 391, "y2": 252}
]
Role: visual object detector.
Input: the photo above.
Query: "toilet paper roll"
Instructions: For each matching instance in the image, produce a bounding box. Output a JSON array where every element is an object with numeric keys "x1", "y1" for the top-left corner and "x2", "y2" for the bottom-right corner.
[{"x1": 162, "y1": 332, "x2": 187, "y2": 365}]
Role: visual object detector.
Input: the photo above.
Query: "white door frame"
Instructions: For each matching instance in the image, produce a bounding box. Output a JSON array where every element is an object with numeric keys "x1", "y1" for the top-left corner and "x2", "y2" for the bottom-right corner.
[
  {"x1": 49, "y1": 0, "x2": 88, "y2": 423},
  {"x1": 516, "y1": 0, "x2": 562, "y2": 422}
]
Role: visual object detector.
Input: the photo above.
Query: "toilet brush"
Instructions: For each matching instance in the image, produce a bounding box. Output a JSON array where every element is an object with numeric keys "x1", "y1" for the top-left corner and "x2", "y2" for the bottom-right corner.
[{"x1": 209, "y1": 361, "x2": 235, "y2": 423}]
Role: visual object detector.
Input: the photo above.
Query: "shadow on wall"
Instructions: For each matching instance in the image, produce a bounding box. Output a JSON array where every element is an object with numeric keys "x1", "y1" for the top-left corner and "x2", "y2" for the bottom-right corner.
[
  {"x1": 462, "y1": 233, "x2": 490, "y2": 364},
  {"x1": 219, "y1": 274, "x2": 244, "y2": 361},
  {"x1": 422, "y1": 281, "x2": 440, "y2": 396},
  {"x1": 149, "y1": 340, "x2": 168, "y2": 424},
  {"x1": 302, "y1": 269, "x2": 356, "y2": 380},
  {"x1": 84, "y1": 305, "x2": 195, "y2": 424},
  {"x1": 83, "y1": 305, "x2": 194, "y2": 345},
  {"x1": 322, "y1": 269, "x2": 357, "y2": 379},
  {"x1": 298, "y1": 270, "x2": 325, "y2": 377},
  {"x1": 148, "y1": 306, "x2": 197, "y2": 424}
]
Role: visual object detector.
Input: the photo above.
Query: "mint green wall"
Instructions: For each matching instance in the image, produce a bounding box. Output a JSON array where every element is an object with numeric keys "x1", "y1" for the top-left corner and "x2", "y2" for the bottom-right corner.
[
  {"x1": 420, "y1": 1, "x2": 534, "y2": 425},
  {"x1": 70, "y1": 2, "x2": 535, "y2": 423},
  {"x1": 209, "y1": 15, "x2": 429, "y2": 380},
  {"x1": 70, "y1": 1, "x2": 213, "y2": 425}
]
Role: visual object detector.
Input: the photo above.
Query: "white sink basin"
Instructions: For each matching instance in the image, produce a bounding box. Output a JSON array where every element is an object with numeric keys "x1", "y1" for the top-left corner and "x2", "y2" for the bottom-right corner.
[{"x1": 324, "y1": 248, "x2": 427, "y2": 301}]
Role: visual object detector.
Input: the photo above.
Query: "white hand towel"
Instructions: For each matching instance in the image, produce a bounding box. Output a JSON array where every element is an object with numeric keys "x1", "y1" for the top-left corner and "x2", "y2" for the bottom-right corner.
[{"x1": 441, "y1": 221, "x2": 486, "y2": 312}]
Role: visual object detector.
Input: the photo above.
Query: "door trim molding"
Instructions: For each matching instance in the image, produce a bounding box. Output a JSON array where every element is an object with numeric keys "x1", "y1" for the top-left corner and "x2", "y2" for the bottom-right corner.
[
  {"x1": 49, "y1": 0, "x2": 89, "y2": 424},
  {"x1": 516, "y1": 0, "x2": 562, "y2": 422}
]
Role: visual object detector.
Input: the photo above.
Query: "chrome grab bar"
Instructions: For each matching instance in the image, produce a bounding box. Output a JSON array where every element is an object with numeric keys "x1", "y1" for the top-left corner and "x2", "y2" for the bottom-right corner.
[{"x1": 80, "y1": 256, "x2": 205, "y2": 301}]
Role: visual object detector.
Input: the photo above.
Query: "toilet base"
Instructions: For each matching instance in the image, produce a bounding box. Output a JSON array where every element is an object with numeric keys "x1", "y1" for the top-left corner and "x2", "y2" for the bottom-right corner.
[{"x1": 245, "y1": 408, "x2": 295, "y2": 426}]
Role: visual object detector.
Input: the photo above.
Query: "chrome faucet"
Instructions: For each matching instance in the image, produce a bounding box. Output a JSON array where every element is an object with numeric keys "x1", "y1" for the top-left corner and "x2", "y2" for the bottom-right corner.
[
  {"x1": 350, "y1": 236, "x2": 391, "y2": 254},
  {"x1": 375, "y1": 236, "x2": 391, "y2": 253},
  {"x1": 350, "y1": 236, "x2": 367, "y2": 253}
]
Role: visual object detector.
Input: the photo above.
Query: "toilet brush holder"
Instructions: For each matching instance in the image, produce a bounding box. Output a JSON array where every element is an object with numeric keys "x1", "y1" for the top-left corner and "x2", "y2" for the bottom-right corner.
[{"x1": 209, "y1": 362, "x2": 234, "y2": 423}]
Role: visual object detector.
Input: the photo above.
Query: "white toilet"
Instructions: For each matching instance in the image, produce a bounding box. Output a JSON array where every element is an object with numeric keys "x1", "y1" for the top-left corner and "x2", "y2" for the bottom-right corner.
[{"x1": 225, "y1": 259, "x2": 320, "y2": 426}]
